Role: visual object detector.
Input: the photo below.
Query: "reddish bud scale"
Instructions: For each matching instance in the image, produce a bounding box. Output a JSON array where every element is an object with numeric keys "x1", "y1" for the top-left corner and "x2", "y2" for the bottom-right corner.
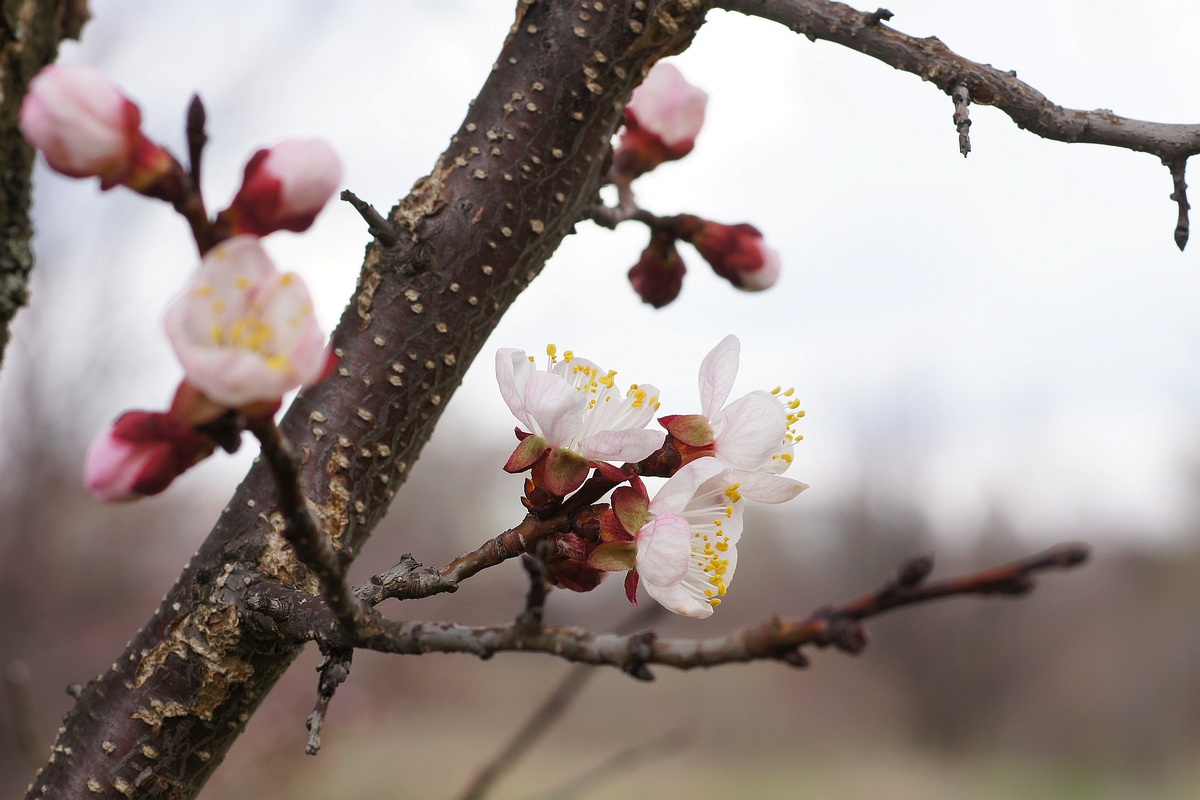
[
  {"x1": 85, "y1": 411, "x2": 216, "y2": 502},
  {"x1": 686, "y1": 220, "x2": 781, "y2": 291}
]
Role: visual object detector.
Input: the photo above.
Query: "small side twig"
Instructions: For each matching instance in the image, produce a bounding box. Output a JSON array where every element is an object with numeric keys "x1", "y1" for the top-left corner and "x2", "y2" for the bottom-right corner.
[
  {"x1": 1166, "y1": 157, "x2": 1190, "y2": 250},
  {"x1": 341, "y1": 189, "x2": 400, "y2": 246},
  {"x1": 515, "y1": 542, "x2": 553, "y2": 634},
  {"x1": 248, "y1": 418, "x2": 364, "y2": 634},
  {"x1": 305, "y1": 648, "x2": 353, "y2": 756},
  {"x1": 951, "y1": 81, "x2": 972, "y2": 157}
]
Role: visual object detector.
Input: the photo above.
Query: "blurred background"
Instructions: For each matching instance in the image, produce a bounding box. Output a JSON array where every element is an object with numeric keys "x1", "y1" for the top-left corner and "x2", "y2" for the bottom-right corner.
[{"x1": 3, "y1": 1, "x2": 1200, "y2": 797}]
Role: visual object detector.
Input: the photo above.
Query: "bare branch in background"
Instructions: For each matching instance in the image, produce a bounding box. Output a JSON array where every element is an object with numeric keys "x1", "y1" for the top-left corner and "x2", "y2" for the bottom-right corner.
[{"x1": 718, "y1": 0, "x2": 1200, "y2": 247}]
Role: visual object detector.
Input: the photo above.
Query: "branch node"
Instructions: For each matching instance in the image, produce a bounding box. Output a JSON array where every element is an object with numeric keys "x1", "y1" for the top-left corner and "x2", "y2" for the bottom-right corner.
[
  {"x1": 863, "y1": 8, "x2": 894, "y2": 26},
  {"x1": 340, "y1": 189, "x2": 401, "y2": 246},
  {"x1": 624, "y1": 631, "x2": 658, "y2": 681}
]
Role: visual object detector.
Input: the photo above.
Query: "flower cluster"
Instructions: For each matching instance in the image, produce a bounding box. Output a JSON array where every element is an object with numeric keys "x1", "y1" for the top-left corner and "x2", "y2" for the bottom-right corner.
[
  {"x1": 610, "y1": 62, "x2": 784, "y2": 306},
  {"x1": 21, "y1": 63, "x2": 341, "y2": 501},
  {"x1": 498, "y1": 336, "x2": 806, "y2": 618}
]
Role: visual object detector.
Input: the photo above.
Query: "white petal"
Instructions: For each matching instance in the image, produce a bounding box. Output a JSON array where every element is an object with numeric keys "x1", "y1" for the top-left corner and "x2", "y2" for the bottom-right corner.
[
  {"x1": 649, "y1": 458, "x2": 728, "y2": 516},
  {"x1": 642, "y1": 580, "x2": 715, "y2": 619},
  {"x1": 635, "y1": 514, "x2": 693, "y2": 586},
  {"x1": 522, "y1": 371, "x2": 586, "y2": 446},
  {"x1": 713, "y1": 391, "x2": 787, "y2": 470},
  {"x1": 697, "y1": 335, "x2": 739, "y2": 419},
  {"x1": 729, "y1": 470, "x2": 808, "y2": 503},
  {"x1": 494, "y1": 348, "x2": 531, "y2": 422},
  {"x1": 578, "y1": 428, "x2": 664, "y2": 462}
]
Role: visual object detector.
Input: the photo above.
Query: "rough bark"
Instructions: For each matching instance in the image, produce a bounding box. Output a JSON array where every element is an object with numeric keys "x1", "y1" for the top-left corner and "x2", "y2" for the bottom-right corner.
[{"x1": 26, "y1": 2, "x2": 706, "y2": 797}]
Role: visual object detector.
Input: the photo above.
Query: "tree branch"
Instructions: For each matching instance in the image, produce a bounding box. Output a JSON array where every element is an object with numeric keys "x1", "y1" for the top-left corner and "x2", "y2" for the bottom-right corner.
[
  {"x1": 29, "y1": 3, "x2": 707, "y2": 796},
  {"x1": 718, "y1": 0, "x2": 1200, "y2": 247},
  {"x1": 347, "y1": 543, "x2": 1090, "y2": 675}
]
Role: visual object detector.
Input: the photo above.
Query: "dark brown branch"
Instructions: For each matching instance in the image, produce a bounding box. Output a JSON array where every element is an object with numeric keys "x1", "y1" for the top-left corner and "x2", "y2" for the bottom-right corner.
[
  {"x1": 718, "y1": 0, "x2": 1200, "y2": 246},
  {"x1": 349, "y1": 543, "x2": 1089, "y2": 672}
]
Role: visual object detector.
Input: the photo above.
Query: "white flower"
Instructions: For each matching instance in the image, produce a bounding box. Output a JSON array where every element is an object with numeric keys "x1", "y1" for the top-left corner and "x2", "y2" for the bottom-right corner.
[
  {"x1": 164, "y1": 236, "x2": 329, "y2": 408},
  {"x1": 496, "y1": 344, "x2": 665, "y2": 463},
  {"x1": 635, "y1": 459, "x2": 805, "y2": 618},
  {"x1": 667, "y1": 335, "x2": 802, "y2": 480}
]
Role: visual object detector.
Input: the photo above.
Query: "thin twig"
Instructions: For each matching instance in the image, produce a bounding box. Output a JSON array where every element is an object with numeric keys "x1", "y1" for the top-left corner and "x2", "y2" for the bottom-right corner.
[
  {"x1": 341, "y1": 189, "x2": 400, "y2": 246},
  {"x1": 951, "y1": 81, "x2": 972, "y2": 157},
  {"x1": 1166, "y1": 157, "x2": 1191, "y2": 250},
  {"x1": 305, "y1": 648, "x2": 353, "y2": 756},
  {"x1": 248, "y1": 418, "x2": 365, "y2": 634},
  {"x1": 347, "y1": 543, "x2": 1090, "y2": 671},
  {"x1": 719, "y1": 0, "x2": 1200, "y2": 247}
]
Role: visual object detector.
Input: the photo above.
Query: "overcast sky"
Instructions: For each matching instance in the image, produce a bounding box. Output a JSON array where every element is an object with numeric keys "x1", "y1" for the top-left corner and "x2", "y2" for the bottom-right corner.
[{"x1": 12, "y1": 1, "x2": 1200, "y2": 546}]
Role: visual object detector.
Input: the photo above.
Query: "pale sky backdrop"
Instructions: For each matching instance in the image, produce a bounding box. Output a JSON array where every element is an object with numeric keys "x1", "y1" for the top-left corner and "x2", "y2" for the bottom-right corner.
[{"x1": 13, "y1": 1, "x2": 1200, "y2": 547}]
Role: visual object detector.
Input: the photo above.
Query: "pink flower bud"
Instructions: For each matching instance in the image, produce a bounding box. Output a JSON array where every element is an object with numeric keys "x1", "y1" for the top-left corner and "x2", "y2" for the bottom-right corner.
[
  {"x1": 225, "y1": 139, "x2": 342, "y2": 236},
  {"x1": 628, "y1": 233, "x2": 686, "y2": 308},
  {"x1": 20, "y1": 64, "x2": 174, "y2": 192},
  {"x1": 688, "y1": 221, "x2": 780, "y2": 291},
  {"x1": 615, "y1": 62, "x2": 707, "y2": 177},
  {"x1": 163, "y1": 236, "x2": 330, "y2": 408},
  {"x1": 84, "y1": 411, "x2": 215, "y2": 502}
]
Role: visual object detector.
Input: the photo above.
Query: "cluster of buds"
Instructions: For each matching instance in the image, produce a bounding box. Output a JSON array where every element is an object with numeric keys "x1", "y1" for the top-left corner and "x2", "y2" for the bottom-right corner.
[
  {"x1": 498, "y1": 336, "x2": 806, "y2": 618},
  {"x1": 21, "y1": 63, "x2": 341, "y2": 501},
  {"x1": 609, "y1": 62, "x2": 784, "y2": 307}
]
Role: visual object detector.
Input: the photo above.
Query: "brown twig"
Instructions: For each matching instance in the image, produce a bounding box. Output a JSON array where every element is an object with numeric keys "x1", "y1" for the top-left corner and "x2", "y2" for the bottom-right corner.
[
  {"x1": 340, "y1": 188, "x2": 400, "y2": 246},
  {"x1": 1165, "y1": 157, "x2": 1191, "y2": 251},
  {"x1": 718, "y1": 0, "x2": 1200, "y2": 247},
  {"x1": 305, "y1": 648, "x2": 353, "y2": 756},
  {"x1": 951, "y1": 81, "x2": 972, "y2": 157},
  {"x1": 248, "y1": 418, "x2": 365, "y2": 634},
  {"x1": 347, "y1": 543, "x2": 1089, "y2": 672}
]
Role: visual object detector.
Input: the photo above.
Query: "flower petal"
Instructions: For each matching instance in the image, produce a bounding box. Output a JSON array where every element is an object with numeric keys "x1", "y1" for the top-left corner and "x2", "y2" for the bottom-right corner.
[
  {"x1": 521, "y1": 370, "x2": 586, "y2": 445},
  {"x1": 698, "y1": 335, "x2": 739, "y2": 419},
  {"x1": 635, "y1": 514, "x2": 693, "y2": 586},
  {"x1": 648, "y1": 458, "x2": 728, "y2": 516},
  {"x1": 713, "y1": 390, "x2": 787, "y2": 470},
  {"x1": 728, "y1": 470, "x2": 808, "y2": 504},
  {"x1": 577, "y1": 428, "x2": 664, "y2": 462}
]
